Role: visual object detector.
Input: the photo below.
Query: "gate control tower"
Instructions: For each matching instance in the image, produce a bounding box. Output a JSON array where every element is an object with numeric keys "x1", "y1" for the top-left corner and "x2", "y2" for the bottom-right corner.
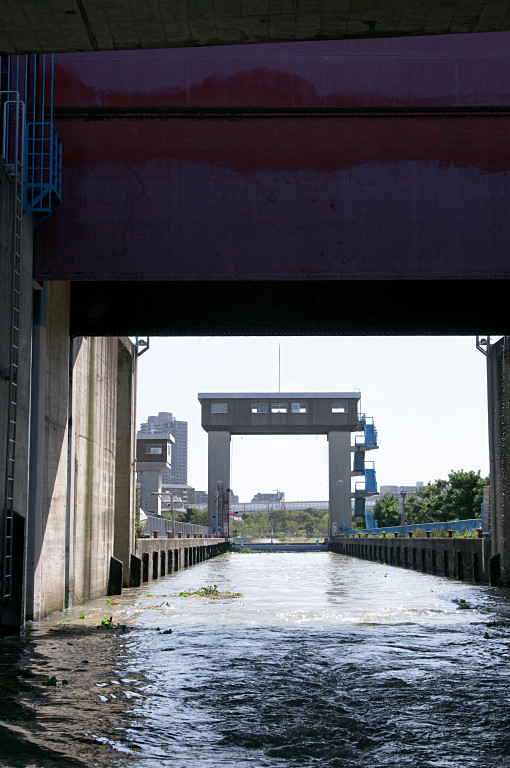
[{"x1": 198, "y1": 392, "x2": 378, "y2": 536}]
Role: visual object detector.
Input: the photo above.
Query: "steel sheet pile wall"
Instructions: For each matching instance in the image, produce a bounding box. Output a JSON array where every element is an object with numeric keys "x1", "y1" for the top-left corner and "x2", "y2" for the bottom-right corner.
[{"x1": 330, "y1": 536, "x2": 493, "y2": 584}]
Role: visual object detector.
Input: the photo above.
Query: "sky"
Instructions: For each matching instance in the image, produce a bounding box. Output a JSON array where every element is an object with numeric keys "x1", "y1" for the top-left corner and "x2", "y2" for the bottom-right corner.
[{"x1": 135, "y1": 336, "x2": 491, "y2": 503}]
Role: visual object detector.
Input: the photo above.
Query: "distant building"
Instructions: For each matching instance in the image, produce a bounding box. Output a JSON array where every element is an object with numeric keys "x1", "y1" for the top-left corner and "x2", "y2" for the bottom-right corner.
[
  {"x1": 138, "y1": 411, "x2": 188, "y2": 485},
  {"x1": 251, "y1": 492, "x2": 285, "y2": 504},
  {"x1": 161, "y1": 484, "x2": 195, "y2": 507},
  {"x1": 194, "y1": 490, "x2": 208, "y2": 506},
  {"x1": 371, "y1": 483, "x2": 423, "y2": 503}
]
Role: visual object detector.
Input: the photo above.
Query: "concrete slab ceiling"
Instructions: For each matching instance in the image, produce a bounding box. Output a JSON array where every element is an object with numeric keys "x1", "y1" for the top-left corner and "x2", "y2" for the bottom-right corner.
[{"x1": 3, "y1": 1, "x2": 510, "y2": 54}]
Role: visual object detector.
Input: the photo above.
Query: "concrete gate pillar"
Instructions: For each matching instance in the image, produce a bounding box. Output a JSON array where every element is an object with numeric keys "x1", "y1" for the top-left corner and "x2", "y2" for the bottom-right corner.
[
  {"x1": 114, "y1": 340, "x2": 136, "y2": 587},
  {"x1": 487, "y1": 337, "x2": 510, "y2": 584},
  {"x1": 207, "y1": 431, "x2": 231, "y2": 531},
  {"x1": 140, "y1": 470, "x2": 162, "y2": 515},
  {"x1": 328, "y1": 431, "x2": 352, "y2": 537}
]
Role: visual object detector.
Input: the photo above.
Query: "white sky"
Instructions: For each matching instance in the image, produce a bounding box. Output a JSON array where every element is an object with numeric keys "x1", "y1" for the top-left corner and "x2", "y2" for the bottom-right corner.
[{"x1": 135, "y1": 336, "x2": 490, "y2": 503}]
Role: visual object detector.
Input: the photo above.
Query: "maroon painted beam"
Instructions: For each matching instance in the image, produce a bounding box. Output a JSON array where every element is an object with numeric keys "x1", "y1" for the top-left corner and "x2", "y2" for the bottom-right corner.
[{"x1": 34, "y1": 35, "x2": 510, "y2": 328}]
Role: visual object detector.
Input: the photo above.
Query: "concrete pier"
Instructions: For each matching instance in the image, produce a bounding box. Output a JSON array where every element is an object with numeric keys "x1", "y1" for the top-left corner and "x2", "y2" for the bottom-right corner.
[
  {"x1": 131, "y1": 537, "x2": 229, "y2": 587},
  {"x1": 487, "y1": 337, "x2": 510, "y2": 585},
  {"x1": 330, "y1": 536, "x2": 492, "y2": 584}
]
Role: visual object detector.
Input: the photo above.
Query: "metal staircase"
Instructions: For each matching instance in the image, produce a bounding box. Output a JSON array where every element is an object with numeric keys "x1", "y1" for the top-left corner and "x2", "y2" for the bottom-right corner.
[
  {"x1": 23, "y1": 55, "x2": 62, "y2": 225},
  {"x1": 352, "y1": 416, "x2": 379, "y2": 528}
]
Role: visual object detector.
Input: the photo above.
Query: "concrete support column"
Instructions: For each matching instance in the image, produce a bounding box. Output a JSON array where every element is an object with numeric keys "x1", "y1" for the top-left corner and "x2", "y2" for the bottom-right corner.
[
  {"x1": 487, "y1": 337, "x2": 510, "y2": 583},
  {"x1": 26, "y1": 286, "x2": 46, "y2": 620},
  {"x1": 114, "y1": 340, "x2": 137, "y2": 586},
  {"x1": 328, "y1": 431, "x2": 351, "y2": 536},
  {"x1": 207, "y1": 431, "x2": 231, "y2": 530},
  {"x1": 140, "y1": 470, "x2": 162, "y2": 515},
  {"x1": 0, "y1": 179, "x2": 33, "y2": 632},
  {"x1": 64, "y1": 337, "x2": 79, "y2": 609}
]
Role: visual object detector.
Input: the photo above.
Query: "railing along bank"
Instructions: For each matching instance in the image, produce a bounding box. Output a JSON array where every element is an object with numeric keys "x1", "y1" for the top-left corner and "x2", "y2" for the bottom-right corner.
[{"x1": 352, "y1": 518, "x2": 484, "y2": 537}]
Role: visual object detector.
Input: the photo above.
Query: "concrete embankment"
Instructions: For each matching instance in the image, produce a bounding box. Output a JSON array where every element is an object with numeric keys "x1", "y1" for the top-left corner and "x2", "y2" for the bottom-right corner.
[
  {"x1": 330, "y1": 536, "x2": 494, "y2": 584},
  {"x1": 123, "y1": 537, "x2": 229, "y2": 590}
]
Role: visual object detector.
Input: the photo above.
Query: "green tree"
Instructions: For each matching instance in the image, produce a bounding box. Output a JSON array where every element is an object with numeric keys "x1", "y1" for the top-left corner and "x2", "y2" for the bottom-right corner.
[
  {"x1": 372, "y1": 494, "x2": 400, "y2": 527},
  {"x1": 183, "y1": 507, "x2": 208, "y2": 526},
  {"x1": 404, "y1": 470, "x2": 488, "y2": 524},
  {"x1": 442, "y1": 470, "x2": 487, "y2": 520},
  {"x1": 405, "y1": 480, "x2": 448, "y2": 523},
  {"x1": 319, "y1": 513, "x2": 329, "y2": 536}
]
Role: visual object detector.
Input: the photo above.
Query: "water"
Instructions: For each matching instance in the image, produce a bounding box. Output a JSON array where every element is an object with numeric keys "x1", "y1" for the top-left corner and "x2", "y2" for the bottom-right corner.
[{"x1": 2, "y1": 552, "x2": 510, "y2": 768}]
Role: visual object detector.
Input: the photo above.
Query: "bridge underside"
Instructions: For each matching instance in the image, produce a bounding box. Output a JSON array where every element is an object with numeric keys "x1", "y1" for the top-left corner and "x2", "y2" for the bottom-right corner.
[
  {"x1": 69, "y1": 280, "x2": 507, "y2": 337},
  {"x1": 4, "y1": 1, "x2": 510, "y2": 54}
]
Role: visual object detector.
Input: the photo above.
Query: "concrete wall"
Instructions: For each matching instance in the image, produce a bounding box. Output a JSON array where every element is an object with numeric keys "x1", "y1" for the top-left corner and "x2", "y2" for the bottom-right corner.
[
  {"x1": 133, "y1": 537, "x2": 229, "y2": 586},
  {"x1": 24, "y1": 278, "x2": 138, "y2": 620},
  {"x1": 487, "y1": 337, "x2": 510, "y2": 584},
  {"x1": 71, "y1": 336, "x2": 118, "y2": 604},
  {"x1": 0, "y1": 162, "x2": 33, "y2": 631},
  {"x1": 0, "y1": 184, "x2": 139, "y2": 630},
  {"x1": 35, "y1": 281, "x2": 71, "y2": 618}
]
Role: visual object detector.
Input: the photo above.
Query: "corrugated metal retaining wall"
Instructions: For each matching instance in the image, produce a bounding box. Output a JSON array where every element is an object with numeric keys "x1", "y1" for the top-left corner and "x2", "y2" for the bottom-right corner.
[{"x1": 330, "y1": 536, "x2": 494, "y2": 584}]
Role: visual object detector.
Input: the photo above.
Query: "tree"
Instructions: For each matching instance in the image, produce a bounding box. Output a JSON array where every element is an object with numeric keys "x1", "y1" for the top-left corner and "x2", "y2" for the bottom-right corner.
[
  {"x1": 372, "y1": 495, "x2": 400, "y2": 527},
  {"x1": 183, "y1": 507, "x2": 208, "y2": 527},
  {"x1": 442, "y1": 470, "x2": 487, "y2": 520},
  {"x1": 403, "y1": 470, "x2": 488, "y2": 524},
  {"x1": 405, "y1": 480, "x2": 448, "y2": 523}
]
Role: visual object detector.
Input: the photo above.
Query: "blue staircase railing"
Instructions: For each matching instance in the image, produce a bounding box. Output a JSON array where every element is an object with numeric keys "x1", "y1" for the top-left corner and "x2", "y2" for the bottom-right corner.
[
  {"x1": 365, "y1": 511, "x2": 378, "y2": 530},
  {"x1": 24, "y1": 120, "x2": 62, "y2": 219},
  {"x1": 364, "y1": 463, "x2": 377, "y2": 492},
  {"x1": 1, "y1": 54, "x2": 62, "y2": 227},
  {"x1": 354, "y1": 416, "x2": 378, "y2": 448},
  {"x1": 354, "y1": 462, "x2": 378, "y2": 495}
]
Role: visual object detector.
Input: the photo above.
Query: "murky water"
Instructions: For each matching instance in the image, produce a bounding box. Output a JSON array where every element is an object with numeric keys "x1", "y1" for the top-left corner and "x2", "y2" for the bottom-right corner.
[{"x1": 2, "y1": 552, "x2": 510, "y2": 768}]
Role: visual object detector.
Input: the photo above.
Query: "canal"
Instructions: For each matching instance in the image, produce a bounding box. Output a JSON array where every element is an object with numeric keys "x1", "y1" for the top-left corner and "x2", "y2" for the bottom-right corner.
[{"x1": 1, "y1": 551, "x2": 510, "y2": 767}]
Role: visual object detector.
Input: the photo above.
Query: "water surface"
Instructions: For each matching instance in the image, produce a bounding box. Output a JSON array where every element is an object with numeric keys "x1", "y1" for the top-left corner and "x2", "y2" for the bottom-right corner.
[{"x1": 1, "y1": 552, "x2": 510, "y2": 768}]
